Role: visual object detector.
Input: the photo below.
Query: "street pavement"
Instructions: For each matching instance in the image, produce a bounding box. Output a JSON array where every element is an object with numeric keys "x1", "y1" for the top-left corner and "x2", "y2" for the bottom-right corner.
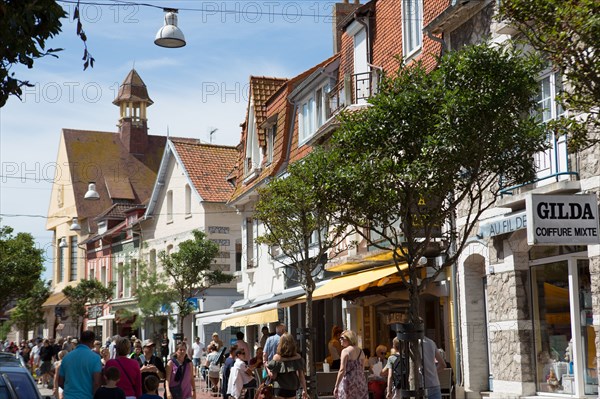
[{"x1": 38, "y1": 374, "x2": 220, "y2": 399}]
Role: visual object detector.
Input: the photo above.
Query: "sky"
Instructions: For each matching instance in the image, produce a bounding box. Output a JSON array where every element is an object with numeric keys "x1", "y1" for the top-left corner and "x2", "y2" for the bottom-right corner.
[{"x1": 0, "y1": 0, "x2": 338, "y2": 281}]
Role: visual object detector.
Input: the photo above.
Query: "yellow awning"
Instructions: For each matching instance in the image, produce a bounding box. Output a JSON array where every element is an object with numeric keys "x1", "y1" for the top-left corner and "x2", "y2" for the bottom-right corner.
[
  {"x1": 42, "y1": 292, "x2": 69, "y2": 307},
  {"x1": 327, "y1": 249, "x2": 406, "y2": 272},
  {"x1": 309, "y1": 263, "x2": 408, "y2": 301},
  {"x1": 221, "y1": 303, "x2": 280, "y2": 329}
]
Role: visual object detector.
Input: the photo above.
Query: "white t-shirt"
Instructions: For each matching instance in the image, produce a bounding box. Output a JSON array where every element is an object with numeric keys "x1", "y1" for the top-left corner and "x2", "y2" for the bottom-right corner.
[{"x1": 192, "y1": 342, "x2": 204, "y2": 359}]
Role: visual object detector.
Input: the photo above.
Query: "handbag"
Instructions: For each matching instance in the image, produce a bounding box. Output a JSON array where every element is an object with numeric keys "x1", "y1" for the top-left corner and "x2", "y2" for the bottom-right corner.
[
  {"x1": 170, "y1": 383, "x2": 184, "y2": 399},
  {"x1": 254, "y1": 378, "x2": 273, "y2": 399}
]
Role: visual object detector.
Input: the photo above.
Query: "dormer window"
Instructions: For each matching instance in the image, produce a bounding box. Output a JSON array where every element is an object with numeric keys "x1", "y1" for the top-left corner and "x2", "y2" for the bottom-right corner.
[
  {"x1": 299, "y1": 84, "x2": 329, "y2": 145},
  {"x1": 245, "y1": 99, "x2": 261, "y2": 176}
]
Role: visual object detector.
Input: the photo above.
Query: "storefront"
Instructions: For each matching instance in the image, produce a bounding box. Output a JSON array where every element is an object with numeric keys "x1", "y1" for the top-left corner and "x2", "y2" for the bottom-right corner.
[{"x1": 461, "y1": 193, "x2": 600, "y2": 398}]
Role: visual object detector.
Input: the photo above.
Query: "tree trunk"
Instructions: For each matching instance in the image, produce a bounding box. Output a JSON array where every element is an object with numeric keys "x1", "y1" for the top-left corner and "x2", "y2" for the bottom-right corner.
[{"x1": 306, "y1": 292, "x2": 315, "y2": 396}]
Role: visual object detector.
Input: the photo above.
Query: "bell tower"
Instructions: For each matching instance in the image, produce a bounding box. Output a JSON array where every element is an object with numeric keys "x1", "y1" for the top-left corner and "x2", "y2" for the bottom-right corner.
[{"x1": 113, "y1": 69, "x2": 153, "y2": 155}]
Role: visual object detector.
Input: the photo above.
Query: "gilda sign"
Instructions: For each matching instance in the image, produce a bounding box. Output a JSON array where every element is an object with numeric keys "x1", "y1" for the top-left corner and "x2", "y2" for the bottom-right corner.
[{"x1": 526, "y1": 193, "x2": 600, "y2": 245}]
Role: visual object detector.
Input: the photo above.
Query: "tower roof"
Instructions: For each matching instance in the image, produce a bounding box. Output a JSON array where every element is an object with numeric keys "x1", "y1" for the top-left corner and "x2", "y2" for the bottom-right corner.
[{"x1": 112, "y1": 69, "x2": 154, "y2": 106}]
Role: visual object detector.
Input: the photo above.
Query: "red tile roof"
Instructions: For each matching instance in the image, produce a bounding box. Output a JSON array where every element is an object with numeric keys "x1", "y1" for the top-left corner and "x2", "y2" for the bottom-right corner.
[{"x1": 171, "y1": 139, "x2": 238, "y2": 202}]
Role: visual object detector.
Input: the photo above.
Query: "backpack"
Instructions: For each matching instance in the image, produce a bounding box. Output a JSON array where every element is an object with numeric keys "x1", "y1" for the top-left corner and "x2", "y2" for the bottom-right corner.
[{"x1": 391, "y1": 354, "x2": 407, "y2": 389}]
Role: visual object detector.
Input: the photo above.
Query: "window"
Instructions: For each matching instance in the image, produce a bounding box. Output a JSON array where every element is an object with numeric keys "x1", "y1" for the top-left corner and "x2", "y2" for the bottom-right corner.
[
  {"x1": 57, "y1": 242, "x2": 65, "y2": 283},
  {"x1": 101, "y1": 264, "x2": 107, "y2": 285},
  {"x1": 245, "y1": 218, "x2": 255, "y2": 268},
  {"x1": 299, "y1": 85, "x2": 329, "y2": 144},
  {"x1": 130, "y1": 259, "x2": 137, "y2": 296},
  {"x1": 235, "y1": 239, "x2": 242, "y2": 272},
  {"x1": 402, "y1": 0, "x2": 423, "y2": 58},
  {"x1": 166, "y1": 190, "x2": 173, "y2": 223},
  {"x1": 149, "y1": 249, "x2": 157, "y2": 274},
  {"x1": 266, "y1": 123, "x2": 276, "y2": 165},
  {"x1": 117, "y1": 262, "x2": 124, "y2": 298},
  {"x1": 245, "y1": 100, "x2": 261, "y2": 175},
  {"x1": 70, "y1": 236, "x2": 78, "y2": 281},
  {"x1": 533, "y1": 71, "x2": 568, "y2": 183},
  {"x1": 185, "y1": 184, "x2": 192, "y2": 216}
]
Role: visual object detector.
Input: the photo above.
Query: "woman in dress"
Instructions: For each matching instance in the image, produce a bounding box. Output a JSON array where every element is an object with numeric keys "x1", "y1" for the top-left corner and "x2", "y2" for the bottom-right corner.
[
  {"x1": 334, "y1": 330, "x2": 368, "y2": 399},
  {"x1": 166, "y1": 342, "x2": 195, "y2": 399},
  {"x1": 105, "y1": 336, "x2": 143, "y2": 399},
  {"x1": 267, "y1": 333, "x2": 308, "y2": 399}
]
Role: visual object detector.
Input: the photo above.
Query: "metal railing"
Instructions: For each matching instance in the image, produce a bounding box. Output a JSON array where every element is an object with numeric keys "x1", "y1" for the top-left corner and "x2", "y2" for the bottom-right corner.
[{"x1": 326, "y1": 70, "x2": 382, "y2": 117}]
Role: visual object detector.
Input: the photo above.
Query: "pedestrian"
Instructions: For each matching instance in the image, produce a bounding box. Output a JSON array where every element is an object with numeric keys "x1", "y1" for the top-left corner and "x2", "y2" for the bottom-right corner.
[
  {"x1": 58, "y1": 330, "x2": 103, "y2": 399},
  {"x1": 259, "y1": 327, "x2": 270, "y2": 351},
  {"x1": 191, "y1": 337, "x2": 204, "y2": 378},
  {"x1": 140, "y1": 375, "x2": 162, "y2": 399},
  {"x1": 221, "y1": 345, "x2": 238, "y2": 399},
  {"x1": 161, "y1": 333, "x2": 170, "y2": 365},
  {"x1": 209, "y1": 332, "x2": 224, "y2": 350},
  {"x1": 139, "y1": 339, "x2": 166, "y2": 394},
  {"x1": 166, "y1": 342, "x2": 195, "y2": 399},
  {"x1": 39, "y1": 339, "x2": 54, "y2": 388},
  {"x1": 109, "y1": 335, "x2": 119, "y2": 360},
  {"x1": 53, "y1": 350, "x2": 67, "y2": 399},
  {"x1": 234, "y1": 332, "x2": 251, "y2": 360},
  {"x1": 333, "y1": 330, "x2": 368, "y2": 399},
  {"x1": 266, "y1": 333, "x2": 308, "y2": 399},
  {"x1": 105, "y1": 336, "x2": 143, "y2": 399},
  {"x1": 263, "y1": 323, "x2": 286, "y2": 363},
  {"x1": 328, "y1": 326, "x2": 343, "y2": 370},
  {"x1": 420, "y1": 336, "x2": 445, "y2": 399},
  {"x1": 93, "y1": 366, "x2": 126, "y2": 399},
  {"x1": 204, "y1": 344, "x2": 221, "y2": 392},
  {"x1": 227, "y1": 348, "x2": 256, "y2": 399}
]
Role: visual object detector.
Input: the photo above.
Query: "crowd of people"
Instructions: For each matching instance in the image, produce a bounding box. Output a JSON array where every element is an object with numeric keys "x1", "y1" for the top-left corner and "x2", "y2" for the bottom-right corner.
[{"x1": 3, "y1": 323, "x2": 449, "y2": 399}]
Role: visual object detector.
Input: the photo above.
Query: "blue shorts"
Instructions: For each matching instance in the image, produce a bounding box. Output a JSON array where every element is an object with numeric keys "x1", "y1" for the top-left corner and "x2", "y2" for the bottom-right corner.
[{"x1": 193, "y1": 357, "x2": 201, "y2": 367}]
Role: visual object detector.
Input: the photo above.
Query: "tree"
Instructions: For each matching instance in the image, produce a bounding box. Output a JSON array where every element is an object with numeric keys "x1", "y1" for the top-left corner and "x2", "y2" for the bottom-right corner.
[
  {"x1": 0, "y1": 0, "x2": 65, "y2": 107},
  {"x1": 500, "y1": 0, "x2": 600, "y2": 149},
  {"x1": 130, "y1": 261, "x2": 176, "y2": 331},
  {"x1": 9, "y1": 280, "x2": 50, "y2": 338},
  {"x1": 159, "y1": 230, "x2": 234, "y2": 335},
  {"x1": 254, "y1": 158, "x2": 353, "y2": 389},
  {"x1": 0, "y1": 225, "x2": 45, "y2": 310},
  {"x1": 312, "y1": 43, "x2": 547, "y2": 396},
  {"x1": 63, "y1": 279, "x2": 114, "y2": 334}
]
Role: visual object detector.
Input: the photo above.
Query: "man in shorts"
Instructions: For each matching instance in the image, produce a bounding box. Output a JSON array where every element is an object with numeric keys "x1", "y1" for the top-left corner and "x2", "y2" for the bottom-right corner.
[{"x1": 192, "y1": 337, "x2": 205, "y2": 378}]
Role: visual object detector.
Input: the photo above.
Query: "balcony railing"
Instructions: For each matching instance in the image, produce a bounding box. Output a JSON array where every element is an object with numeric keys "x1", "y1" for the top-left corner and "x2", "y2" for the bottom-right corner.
[
  {"x1": 499, "y1": 133, "x2": 579, "y2": 196},
  {"x1": 327, "y1": 70, "x2": 382, "y2": 117}
]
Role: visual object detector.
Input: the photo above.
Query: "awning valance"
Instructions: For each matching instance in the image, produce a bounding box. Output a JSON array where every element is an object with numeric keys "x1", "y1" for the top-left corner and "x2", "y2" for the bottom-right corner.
[
  {"x1": 195, "y1": 308, "x2": 233, "y2": 326},
  {"x1": 42, "y1": 292, "x2": 69, "y2": 307},
  {"x1": 306, "y1": 263, "x2": 408, "y2": 301},
  {"x1": 221, "y1": 303, "x2": 281, "y2": 329}
]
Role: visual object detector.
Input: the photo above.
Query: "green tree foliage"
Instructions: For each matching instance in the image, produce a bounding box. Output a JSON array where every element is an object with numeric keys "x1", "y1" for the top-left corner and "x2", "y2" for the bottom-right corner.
[
  {"x1": 131, "y1": 261, "x2": 176, "y2": 330},
  {"x1": 159, "y1": 230, "x2": 234, "y2": 334},
  {"x1": 500, "y1": 0, "x2": 600, "y2": 149},
  {"x1": 254, "y1": 158, "x2": 353, "y2": 381},
  {"x1": 9, "y1": 280, "x2": 50, "y2": 338},
  {"x1": 63, "y1": 279, "x2": 114, "y2": 334},
  {"x1": 0, "y1": 225, "x2": 45, "y2": 310},
  {"x1": 312, "y1": 43, "x2": 547, "y2": 391},
  {"x1": 0, "y1": 0, "x2": 65, "y2": 107}
]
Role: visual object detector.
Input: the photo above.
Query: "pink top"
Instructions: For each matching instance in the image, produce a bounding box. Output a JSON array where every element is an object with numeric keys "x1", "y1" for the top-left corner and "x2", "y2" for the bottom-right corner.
[
  {"x1": 169, "y1": 358, "x2": 193, "y2": 399},
  {"x1": 106, "y1": 356, "x2": 142, "y2": 398}
]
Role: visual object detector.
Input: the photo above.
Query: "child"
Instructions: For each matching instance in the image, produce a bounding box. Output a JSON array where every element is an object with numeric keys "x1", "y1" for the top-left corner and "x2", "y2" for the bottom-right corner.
[
  {"x1": 140, "y1": 375, "x2": 162, "y2": 399},
  {"x1": 94, "y1": 366, "x2": 126, "y2": 399}
]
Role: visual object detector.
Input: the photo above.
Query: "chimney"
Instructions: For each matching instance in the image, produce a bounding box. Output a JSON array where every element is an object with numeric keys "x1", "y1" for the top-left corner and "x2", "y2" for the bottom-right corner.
[{"x1": 332, "y1": 0, "x2": 361, "y2": 54}]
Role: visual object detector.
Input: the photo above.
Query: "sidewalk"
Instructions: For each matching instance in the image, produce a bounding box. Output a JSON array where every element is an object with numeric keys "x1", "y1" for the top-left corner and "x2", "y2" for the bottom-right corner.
[{"x1": 38, "y1": 375, "x2": 220, "y2": 399}]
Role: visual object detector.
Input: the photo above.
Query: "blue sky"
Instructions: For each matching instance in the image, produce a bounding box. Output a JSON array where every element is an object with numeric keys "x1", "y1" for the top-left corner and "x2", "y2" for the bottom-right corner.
[{"x1": 0, "y1": 0, "x2": 337, "y2": 280}]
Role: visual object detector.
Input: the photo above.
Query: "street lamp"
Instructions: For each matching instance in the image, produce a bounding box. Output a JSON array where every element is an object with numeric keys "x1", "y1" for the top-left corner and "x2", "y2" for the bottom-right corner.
[
  {"x1": 59, "y1": 237, "x2": 68, "y2": 248},
  {"x1": 70, "y1": 218, "x2": 81, "y2": 231},
  {"x1": 84, "y1": 182, "x2": 100, "y2": 200},
  {"x1": 155, "y1": 9, "x2": 186, "y2": 48}
]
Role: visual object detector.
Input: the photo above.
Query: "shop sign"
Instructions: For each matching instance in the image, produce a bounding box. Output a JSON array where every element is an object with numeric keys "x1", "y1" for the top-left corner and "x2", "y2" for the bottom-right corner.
[
  {"x1": 478, "y1": 210, "x2": 527, "y2": 238},
  {"x1": 526, "y1": 194, "x2": 600, "y2": 245}
]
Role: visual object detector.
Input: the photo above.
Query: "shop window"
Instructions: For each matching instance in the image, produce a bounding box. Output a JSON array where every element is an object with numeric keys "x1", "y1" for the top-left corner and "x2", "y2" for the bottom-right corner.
[
  {"x1": 578, "y1": 260, "x2": 597, "y2": 395},
  {"x1": 532, "y1": 260, "x2": 571, "y2": 394}
]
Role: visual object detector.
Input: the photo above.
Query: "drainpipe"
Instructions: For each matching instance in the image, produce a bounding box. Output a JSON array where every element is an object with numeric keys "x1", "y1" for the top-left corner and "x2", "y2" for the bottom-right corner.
[
  {"x1": 355, "y1": 13, "x2": 371, "y2": 65},
  {"x1": 449, "y1": 205, "x2": 463, "y2": 386},
  {"x1": 426, "y1": 29, "x2": 447, "y2": 56}
]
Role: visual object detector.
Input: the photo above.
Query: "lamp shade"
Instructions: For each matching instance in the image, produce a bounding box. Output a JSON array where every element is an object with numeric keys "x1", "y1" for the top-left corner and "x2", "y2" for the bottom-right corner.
[
  {"x1": 70, "y1": 218, "x2": 81, "y2": 231},
  {"x1": 59, "y1": 237, "x2": 68, "y2": 248},
  {"x1": 155, "y1": 11, "x2": 186, "y2": 48},
  {"x1": 84, "y1": 183, "x2": 100, "y2": 200}
]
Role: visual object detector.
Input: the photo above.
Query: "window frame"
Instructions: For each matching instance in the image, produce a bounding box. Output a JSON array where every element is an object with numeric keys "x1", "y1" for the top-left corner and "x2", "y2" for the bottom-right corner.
[
  {"x1": 298, "y1": 83, "x2": 330, "y2": 146},
  {"x1": 402, "y1": 0, "x2": 423, "y2": 60}
]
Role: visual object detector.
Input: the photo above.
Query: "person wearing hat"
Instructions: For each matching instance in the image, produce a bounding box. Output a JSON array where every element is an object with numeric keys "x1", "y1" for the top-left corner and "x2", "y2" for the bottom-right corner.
[
  {"x1": 140, "y1": 339, "x2": 166, "y2": 394},
  {"x1": 209, "y1": 333, "x2": 224, "y2": 350}
]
